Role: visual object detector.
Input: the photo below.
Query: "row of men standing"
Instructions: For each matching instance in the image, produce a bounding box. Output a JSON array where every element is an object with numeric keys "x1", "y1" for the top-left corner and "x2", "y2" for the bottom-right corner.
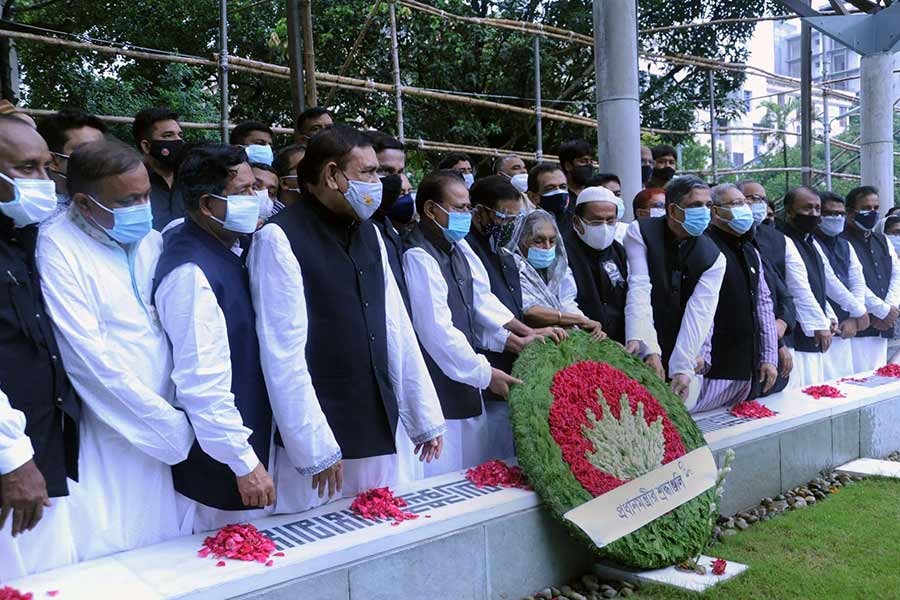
[{"x1": 2, "y1": 109, "x2": 899, "y2": 582}]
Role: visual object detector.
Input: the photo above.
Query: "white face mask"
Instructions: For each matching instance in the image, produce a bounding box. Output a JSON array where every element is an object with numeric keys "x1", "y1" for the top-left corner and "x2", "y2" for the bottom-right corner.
[
  {"x1": 510, "y1": 173, "x2": 528, "y2": 194},
  {"x1": 341, "y1": 172, "x2": 383, "y2": 221},
  {"x1": 576, "y1": 219, "x2": 617, "y2": 251},
  {"x1": 0, "y1": 173, "x2": 57, "y2": 228},
  {"x1": 256, "y1": 189, "x2": 274, "y2": 221},
  {"x1": 649, "y1": 207, "x2": 666, "y2": 219},
  {"x1": 209, "y1": 193, "x2": 260, "y2": 234}
]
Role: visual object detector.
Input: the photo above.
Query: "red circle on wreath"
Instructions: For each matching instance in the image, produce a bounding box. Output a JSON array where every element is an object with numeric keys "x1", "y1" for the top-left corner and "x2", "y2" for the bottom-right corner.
[{"x1": 548, "y1": 360, "x2": 687, "y2": 497}]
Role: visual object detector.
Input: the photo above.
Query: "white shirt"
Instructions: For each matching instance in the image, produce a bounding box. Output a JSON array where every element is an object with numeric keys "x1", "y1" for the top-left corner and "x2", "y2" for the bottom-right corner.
[
  {"x1": 36, "y1": 213, "x2": 194, "y2": 465},
  {"x1": 154, "y1": 261, "x2": 261, "y2": 477},
  {"x1": 783, "y1": 236, "x2": 831, "y2": 336},
  {"x1": 860, "y1": 234, "x2": 900, "y2": 319},
  {"x1": 248, "y1": 222, "x2": 445, "y2": 475},
  {"x1": 623, "y1": 220, "x2": 726, "y2": 378},
  {"x1": 812, "y1": 238, "x2": 867, "y2": 319},
  {"x1": 0, "y1": 387, "x2": 32, "y2": 475},
  {"x1": 404, "y1": 238, "x2": 513, "y2": 391},
  {"x1": 457, "y1": 240, "x2": 514, "y2": 353}
]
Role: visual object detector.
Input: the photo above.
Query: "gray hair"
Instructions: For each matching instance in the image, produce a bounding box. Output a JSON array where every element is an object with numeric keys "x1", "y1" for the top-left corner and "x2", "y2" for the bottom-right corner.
[
  {"x1": 665, "y1": 175, "x2": 709, "y2": 206},
  {"x1": 494, "y1": 153, "x2": 522, "y2": 173},
  {"x1": 710, "y1": 183, "x2": 742, "y2": 206},
  {"x1": 519, "y1": 210, "x2": 557, "y2": 245}
]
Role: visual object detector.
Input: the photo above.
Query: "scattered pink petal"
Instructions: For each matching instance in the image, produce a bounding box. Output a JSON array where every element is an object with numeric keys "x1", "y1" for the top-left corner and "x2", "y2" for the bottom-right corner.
[
  {"x1": 46, "y1": 593, "x2": 59, "y2": 598},
  {"x1": 802, "y1": 384, "x2": 845, "y2": 399},
  {"x1": 350, "y1": 488, "x2": 418, "y2": 524},
  {"x1": 273, "y1": 552, "x2": 285, "y2": 557},
  {"x1": 0, "y1": 587, "x2": 32, "y2": 600},
  {"x1": 215, "y1": 561, "x2": 226, "y2": 567},
  {"x1": 465, "y1": 460, "x2": 530, "y2": 489},
  {"x1": 876, "y1": 364, "x2": 900, "y2": 378},
  {"x1": 711, "y1": 558, "x2": 727, "y2": 575},
  {"x1": 199, "y1": 523, "x2": 276, "y2": 565},
  {"x1": 265, "y1": 560, "x2": 274, "y2": 567},
  {"x1": 730, "y1": 401, "x2": 777, "y2": 419}
]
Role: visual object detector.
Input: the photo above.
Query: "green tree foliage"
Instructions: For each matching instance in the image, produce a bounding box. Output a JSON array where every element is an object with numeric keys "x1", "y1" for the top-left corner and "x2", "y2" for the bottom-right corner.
[{"x1": 9, "y1": 0, "x2": 772, "y2": 166}]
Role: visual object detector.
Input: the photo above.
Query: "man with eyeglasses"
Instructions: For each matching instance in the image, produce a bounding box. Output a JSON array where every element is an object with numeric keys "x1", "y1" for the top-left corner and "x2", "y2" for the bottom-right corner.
[
  {"x1": 693, "y1": 184, "x2": 778, "y2": 413},
  {"x1": 36, "y1": 109, "x2": 107, "y2": 218},
  {"x1": 565, "y1": 186, "x2": 628, "y2": 344},
  {"x1": 738, "y1": 180, "x2": 797, "y2": 393},
  {"x1": 271, "y1": 143, "x2": 305, "y2": 214}
]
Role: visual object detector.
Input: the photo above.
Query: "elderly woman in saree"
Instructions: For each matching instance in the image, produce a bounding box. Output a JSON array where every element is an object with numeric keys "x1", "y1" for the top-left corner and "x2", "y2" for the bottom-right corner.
[{"x1": 507, "y1": 209, "x2": 606, "y2": 340}]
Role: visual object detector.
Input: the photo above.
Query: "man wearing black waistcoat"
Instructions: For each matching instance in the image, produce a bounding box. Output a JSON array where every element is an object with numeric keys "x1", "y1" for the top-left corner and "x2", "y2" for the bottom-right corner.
[
  {"x1": 0, "y1": 116, "x2": 79, "y2": 579},
  {"x1": 404, "y1": 170, "x2": 539, "y2": 475},
  {"x1": 813, "y1": 191, "x2": 870, "y2": 380},
  {"x1": 566, "y1": 186, "x2": 629, "y2": 344},
  {"x1": 738, "y1": 180, "x2": 796, "y2": 393},
  {"x1": 248, "y1": 126, "x2": 445, "y2": 511},
  {"x1": 694, "y1": 183, "x2": 777, "y2": 413},
  {"x1": 153, "y1": 145, "x2": 275, "y2": 532},
  {"x1": 780, "y1": 186, "x2": 835, "y2": 388},
  {"x1": 843, "y1": 185, "x2": 900, "y2": 373},
  {"x1": 623, "y1": 175, "x2": 726, "y2": 403},
  {"x1": 367, "y1": 132, "x2": 414, "y2": 312}
]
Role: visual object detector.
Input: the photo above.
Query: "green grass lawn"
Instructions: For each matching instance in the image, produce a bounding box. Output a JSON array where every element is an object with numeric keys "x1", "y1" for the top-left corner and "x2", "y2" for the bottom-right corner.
[{"x1": 639, "y1": 477, "x2": 900, "y2": 599}]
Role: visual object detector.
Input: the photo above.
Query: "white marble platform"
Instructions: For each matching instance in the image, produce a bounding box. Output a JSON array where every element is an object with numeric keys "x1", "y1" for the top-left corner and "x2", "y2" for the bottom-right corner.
[
  {"x1": 837, "y1": 458, "x2": 900, "y2": 478},
  {"x1": 595, "y1": 555, "x2": 748, "y2": 593},
  {"x1": 8, "y1": 369, "x2": 900, "y2": 599}
]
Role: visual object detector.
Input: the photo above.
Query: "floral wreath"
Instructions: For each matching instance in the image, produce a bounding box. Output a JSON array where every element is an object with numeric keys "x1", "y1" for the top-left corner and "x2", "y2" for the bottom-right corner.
[{"x1": 509, "y1": 331, "x2": 716, "y2": 569}]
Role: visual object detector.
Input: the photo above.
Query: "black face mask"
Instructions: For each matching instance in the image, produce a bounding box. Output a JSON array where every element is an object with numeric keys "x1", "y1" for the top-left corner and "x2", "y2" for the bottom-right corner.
[
  {"x1": 540, "y1": 191, "x2": 569, "y2": 215},
  {"x1": 651, "y1": 166, "x2": 675, "y2": 184},
  {"x1": 793, "y1": 212, "x2": 821, "y2": 234},
  {"x1": 571, "y1": 164, "x2": 596, "y2": 187},
  {"x1": 149, "y1": 139, "x2": 185, "y2": 169},
  {"x1": 378, "y1": 174, "x2": 403, "y2": 212},
  {"x1": 854, "y1": 210, "x2": 879, "y2": 231},
  {"x1": 762, "y1": 218, "x2": 774, "y2": 227},
  {"x1": 388, "y1": 193, "x2": 415, "y2": 224},
  {"x1": 641, "y1": 164, "x2": 653, "y2": 184}
]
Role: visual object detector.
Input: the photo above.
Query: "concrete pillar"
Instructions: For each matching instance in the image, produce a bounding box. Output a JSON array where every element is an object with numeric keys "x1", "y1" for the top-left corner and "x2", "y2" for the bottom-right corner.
[
  {"x1": 860, "y1": 52, "x2": 895, "y2": 216},
  {"x1": 593, "y1": 0, "x2": 641, "y2": 222}
]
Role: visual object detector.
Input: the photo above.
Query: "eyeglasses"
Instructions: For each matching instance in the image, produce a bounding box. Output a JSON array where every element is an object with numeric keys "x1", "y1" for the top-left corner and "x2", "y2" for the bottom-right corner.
[{"x1": 745, "y1": 194, "x2": 767, "y2": 204}]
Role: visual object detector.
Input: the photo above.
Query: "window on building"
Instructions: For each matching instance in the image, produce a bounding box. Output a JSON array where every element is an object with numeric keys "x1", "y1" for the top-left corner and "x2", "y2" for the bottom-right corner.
[
  {"x1": 743, "y1": 90, "x2": 752, "y2": 112},
  {"x1": 832, "y1": 50, "x2": 847, "y2": 73},
  {"x1": 732, "y1": 152, "x2": 745, "y2": 167}
]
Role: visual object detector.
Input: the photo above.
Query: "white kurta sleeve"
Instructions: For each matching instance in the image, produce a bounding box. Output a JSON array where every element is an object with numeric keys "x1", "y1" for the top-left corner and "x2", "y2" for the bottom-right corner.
[
  {"x1": 373, "y1": 229, "x2": 446, "y2": 444},
  {"x1": 783, "y1": 237, "x2": 830, "y2": 336},
  {"x1": 559, "y1": 266, "x2": 585, "y2": 316},
  {"x1": 623, "y1": 221, "x2": 662, "y2": 356},
  {"x1": 37, "y1": 239, "x2": 194, "y2": 466},
  {"x1": 457, "y1": 240, "x2": 513, "y2": 352},
  {"x1": 668, "y1": 252, "x2": 726, "y2": 378},
  {"x1": 247, "y1": 224, "x2": 340, "y2": 475},
  {"x1": 0, "y1": 387, "x2": 33, "y2": 475},
  {"x1": 812, "y1": 239, "x2": 866, "y2": 318},
  {"x1": 403, "y1": 247, "x2": 493, "y2": 390},
  {"x1": 155, "y1": 264, "x2": 261, "y2": 477},
  {"x1": 884, "y1": 238, "x2": 900, "y2": 309}
]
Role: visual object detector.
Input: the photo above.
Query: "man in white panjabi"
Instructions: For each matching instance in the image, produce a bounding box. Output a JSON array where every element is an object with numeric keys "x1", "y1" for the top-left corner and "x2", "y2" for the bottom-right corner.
[
  {"x1": 248, "y1": 125, "x2": 445, "y2": 513},
  {"x1": 37, "y1": 139, "x2": 194, "y2": 560}
]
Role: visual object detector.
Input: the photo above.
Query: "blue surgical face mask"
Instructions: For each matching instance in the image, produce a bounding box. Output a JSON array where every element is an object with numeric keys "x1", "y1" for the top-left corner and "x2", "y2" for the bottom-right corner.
[
  {"x1": 0, "y1": 173, "x2": 57, "y2": 228},
  {"x1": 462, "y1": 172, "x2": 475, "y2": 189},
  {"x1": 87, "y1": 195, "x2": 153, "y2": 244},
  {"x1": 720, "y1": 204, "x2": 754, "y2": 235},
  {"x1": 432, "y1": 202, "x2": 471, "y2": 243},
  {"x1": 750, "y1": 202, "x2": 768, "y2": 225},
  {"x1": 209, "y1": 193, "x2": 260, "y2": 234},
  {"x1": 342, "y1": 173, "x2": 382, "y2": 221},
  {"x1": 674, "y1": 204, "x2": 710, "y2": 237},
  {"x1": 889, "y1": 234, "x2": 900, "y2": 255},
  {"x1": 819, "y1": 214, "x2": 846, "y2": 237},
  {"x1": 527, "y1": 245, "x2": 556, "y2": 270},
  {"x1": 245, "y1": 144, "x2": 274, "y2": 166}
]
